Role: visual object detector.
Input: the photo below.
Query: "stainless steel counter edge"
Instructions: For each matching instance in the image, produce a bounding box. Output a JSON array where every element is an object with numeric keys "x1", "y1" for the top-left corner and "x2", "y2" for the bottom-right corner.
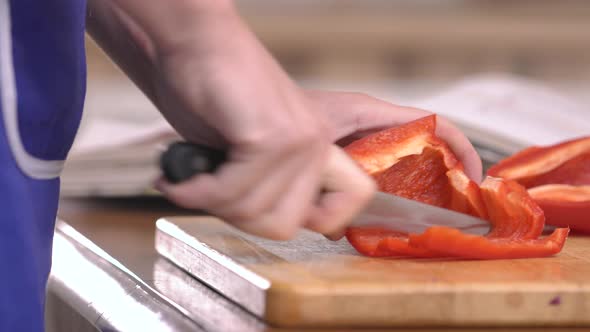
[
  {"x1": 49, "y1": 219, "x2": 203, "y2": 332},
  {"x1": 155, "y1": 218, "x2": 270, "y2": 318}
]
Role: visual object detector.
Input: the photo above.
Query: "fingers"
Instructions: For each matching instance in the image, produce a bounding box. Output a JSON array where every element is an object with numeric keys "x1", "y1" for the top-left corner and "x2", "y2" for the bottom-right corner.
[
  {"x1": 157, "y1": 143, "x2": 375, "y2": 241},
  {"x1": 434, "y1": 117, "x2": 483, "y2": 183},
  {"x1": 156, "y1": 147, "x2": 280, "y2": 211},
  {"x1": 305, "y1": 146, "x2": 376, "y2": 239},
  {"x1": 221, "y1": 143, "x2": 328, "y2": 240},
  {"x1": 306, "y1": 90, "x2": 429, "y2": 141},
  {"x1": 157, "y1": 133, "x2": 332, "y2": 240},
  {"x1": 307, "y1": 90, "x2": 483, "y2": 182},
  {"x1": 158, "y1": 88, "x2": 481, "y2": 241},
  {"x1": 234, "y1": 156, "x2": 325, "y2": 240}
]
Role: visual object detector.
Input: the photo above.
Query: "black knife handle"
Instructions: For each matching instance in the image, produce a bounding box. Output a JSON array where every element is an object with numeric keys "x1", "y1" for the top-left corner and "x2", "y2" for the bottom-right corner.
[{"x1": 160, "y1": 142, "x2": 227, "y2": 184}]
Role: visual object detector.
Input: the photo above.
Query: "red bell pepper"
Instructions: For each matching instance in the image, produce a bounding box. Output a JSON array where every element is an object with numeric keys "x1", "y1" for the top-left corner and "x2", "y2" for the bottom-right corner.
[
  {"x1": 345, "y1": 227, "x2": 436, "y2": 257},
  {"x1": 344, "y1": 115, "x2": 568, "y2": 259},
  {"x1": 488, "y1": 137, "x2": 590, "y2": 233},
  {"x1": 410, "y1": 178, "x2": 568, "y2": 259}
]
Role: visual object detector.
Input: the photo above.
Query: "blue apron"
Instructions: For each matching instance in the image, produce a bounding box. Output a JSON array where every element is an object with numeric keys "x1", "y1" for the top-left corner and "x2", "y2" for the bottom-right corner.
[{"x1": 0, "y1": 0, "x2": 86, "y2": 330}]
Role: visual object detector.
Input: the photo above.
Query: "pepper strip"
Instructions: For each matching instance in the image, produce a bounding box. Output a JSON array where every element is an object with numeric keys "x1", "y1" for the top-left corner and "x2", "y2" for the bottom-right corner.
[
  {"x1": 487, "y1": 137, "x2": 590, "y2": 187},
  {"x1": 344, "y1": 115, "x2": 568, "y2": 259},
  {"x1": 345, "y1": 227, "x2": 436, "y2": 257},
  {"x1": 488, "y1": 137, "x2": 590, "y2": 233},
  {"x1": 344, "y1": 115, "x2": 464, "y2": 258},
  {"x1": 409, "y1": 178, "x2": 567, "y2": 259},
  {"x1": 528, "y1": 185, "x2": 590, "y2": 233}
]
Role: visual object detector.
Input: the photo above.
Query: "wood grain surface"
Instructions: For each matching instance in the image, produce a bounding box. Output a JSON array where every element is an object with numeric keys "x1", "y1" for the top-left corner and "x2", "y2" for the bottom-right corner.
[
  {"x1": 157, "y1": 216, "x2": 590, "y2": 328},
  {"x1": 57, "y1": 198, "x2": 589, "y2": 331}
]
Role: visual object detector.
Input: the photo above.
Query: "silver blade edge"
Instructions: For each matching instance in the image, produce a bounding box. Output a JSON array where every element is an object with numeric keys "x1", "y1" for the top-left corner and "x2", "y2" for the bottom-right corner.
[{"x1": 352, "y1": 191, "x2": 491, "y2": 236}]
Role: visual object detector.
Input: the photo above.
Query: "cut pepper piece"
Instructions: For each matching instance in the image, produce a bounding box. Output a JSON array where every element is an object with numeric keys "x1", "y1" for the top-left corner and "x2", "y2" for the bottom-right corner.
[
  {"x1": 345, "y1": 227, "x2": 438, "y2": 258},
  {"x1": 487, "y1": 137, "x2": 590, "y2": 186},
  {"x1": 344, "y1": 115, "x2": 568, "y2": 259},
  {"x1": 480, "y1": 177, "x2": 544, "y2": 240},
  {"x1": 345, "y1": 115, "x2": 460, "y2": 176},
  {"x1": 345, "y1": 115, "x2": 462, "y2": 258},
  {"x1": 409, "y1": 227, "x2": 569, "y2": 260},
  {"x1": 488, "y1": 137, "x2": 590, "y2": 232},
  {"x1": 409, "y1": 177, "x2": 568, "y2": 259},
  {"x1": 528, "y1": 185, "x2": 590, "y2": 233}
]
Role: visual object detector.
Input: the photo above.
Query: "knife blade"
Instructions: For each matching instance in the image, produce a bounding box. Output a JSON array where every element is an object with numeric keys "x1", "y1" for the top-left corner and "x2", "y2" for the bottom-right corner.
[
  {"x1": 160, "y1": 142, "x2": 490, "y2": 235},
  {"x1": 352, "y1": 191, "x2": 490, "y2": 235}
]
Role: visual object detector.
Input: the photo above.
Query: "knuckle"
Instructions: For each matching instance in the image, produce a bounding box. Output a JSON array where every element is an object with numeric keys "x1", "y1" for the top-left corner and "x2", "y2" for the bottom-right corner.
[
  {"x1": 224, "y1": 203, "x2": 265, "y2": 223},
  {"x1": 348, "y1": 182, "x2": 376, "y2": 212},
  {"x1": 166, "y1": 192, "x2": 201, "y2": 210},
  {"x1": 207, "y1": 189, "x2": 243, "y2": 210},
  {"x1": 317, "y1": 224, "x2": 341, "y2": 235},
  {"x1": 161, "y1": 176, "x2": 218, "y2": 210},
  {"x1": 232, "y1": 214, "x2": 300, "y2": 241},
  {"x1": 287, "y1": 125, "x2": 330, "y2": 152},
  {"x1": 265, "y1": 225, "x2": 299, "y2": 241},
  {"x1": 308, "y1": 218, "x2": 335, "y2": 234},
  {"x1": 241, "y1": 118, "x2": 331, "y2": 158},
  {"x1": 308, "y1": 120, "x2": 331, "y2": 140},
  {"x1": 308, "y1": 208, "x2": 346, "y2": 235},
  {"x1": 262, "y1": 214, "x2": 301, "y2": 240},
  {"x1": 359, "y1": 178, "x2": 377, "y2": 201}
]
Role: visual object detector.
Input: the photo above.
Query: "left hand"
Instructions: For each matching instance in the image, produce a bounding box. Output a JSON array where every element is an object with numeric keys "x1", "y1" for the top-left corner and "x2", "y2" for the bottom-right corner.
[
  {"x1": 304, "y1": 90, "x2": 483, "y2": 240},
  {"x1": 305, "y1": 90, "x2": 483, "y2": 183}
]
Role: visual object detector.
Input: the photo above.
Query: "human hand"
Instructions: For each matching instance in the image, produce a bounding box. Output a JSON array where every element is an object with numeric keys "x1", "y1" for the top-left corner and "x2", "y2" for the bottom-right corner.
[
  {"x1": 153, "y1": 7, "x2": 375, "y2": 240},
  {"x1": 90, "y1": 0, "x2": 481, "y2": 240},
  {"x1": 305, "y1": 90, "x2": 483, "y2": 183}
]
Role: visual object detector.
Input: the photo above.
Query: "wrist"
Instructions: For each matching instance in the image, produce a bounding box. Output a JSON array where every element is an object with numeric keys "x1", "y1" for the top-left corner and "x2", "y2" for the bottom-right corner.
[
  {"x1": 188, "y1": 0, "x2": 235, "y2": 14},
  {"x1": 153, "y1": 0, "x2": 239, "y2": 56}
]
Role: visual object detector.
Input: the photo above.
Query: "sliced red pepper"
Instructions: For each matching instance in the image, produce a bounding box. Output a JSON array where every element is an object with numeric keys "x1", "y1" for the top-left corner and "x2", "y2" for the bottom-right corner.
[
  {"x1": 344, "y1": 115, "x2": 568, "y2": 259},
  {"x1": 488, "y1": 137, "x2": 590, "y2": 233},
  {"x1": 488, "y1": 137, "x2": 590, "y2": 187},
  {"x1": 447, "y1": 169, "x2": 488, "y2": 219},
  {"x1": 345, "y1": 114, "x2": 460, "y2": 175},
  {"x1": 529, "y1": 185, "x2": 590, "y2": 233},
  {"x1": 409, "y1": 177, "x2": 567, "y2": 259},
  {"x1": 409, "y1": 227, "x2": 569, "y2": 260},
  {"x1": 345, "y1": 227, "x2": 436, "y2": 257}
]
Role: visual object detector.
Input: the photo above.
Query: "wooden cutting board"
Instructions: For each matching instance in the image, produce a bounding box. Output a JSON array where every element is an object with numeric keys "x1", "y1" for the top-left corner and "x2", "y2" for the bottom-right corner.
[{"x1": 155, "y1": 216, "x2": 590, "y2": 328}]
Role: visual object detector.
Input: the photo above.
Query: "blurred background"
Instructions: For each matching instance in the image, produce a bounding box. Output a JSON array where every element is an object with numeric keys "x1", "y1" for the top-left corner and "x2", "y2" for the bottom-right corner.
[
  {"x1": 87, "y1": 0, "x2": 590, "y2": 97},
  {"x1": 69, "y1": 0, "x2": 590, "y2": 196}
]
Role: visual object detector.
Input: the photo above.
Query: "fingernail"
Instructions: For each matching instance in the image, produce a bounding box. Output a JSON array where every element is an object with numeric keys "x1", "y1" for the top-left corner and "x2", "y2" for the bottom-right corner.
[{"x1": 324, "y1": 230, "x2": 346, "y2": 241}]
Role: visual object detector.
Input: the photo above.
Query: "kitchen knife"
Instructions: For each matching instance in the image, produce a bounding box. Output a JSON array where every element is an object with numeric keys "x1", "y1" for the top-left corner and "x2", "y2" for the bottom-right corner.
[{"x1": 160, "y1": 142, "x2": 491, "y2": 235}]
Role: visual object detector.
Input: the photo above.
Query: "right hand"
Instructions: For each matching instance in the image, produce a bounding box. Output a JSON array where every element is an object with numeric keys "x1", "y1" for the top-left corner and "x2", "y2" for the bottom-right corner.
[
  {"x1": 152, "y1": 4, "x2": 375, "y2": 240},
  {"x1": 102, "y1": 0, "x2": 480, "y2": 240}
]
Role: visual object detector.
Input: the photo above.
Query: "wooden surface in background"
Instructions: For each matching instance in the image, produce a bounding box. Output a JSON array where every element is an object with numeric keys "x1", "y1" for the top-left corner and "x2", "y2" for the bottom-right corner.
[{"x1": 86, "y1": 1, "x2": 590, "y2": 82}]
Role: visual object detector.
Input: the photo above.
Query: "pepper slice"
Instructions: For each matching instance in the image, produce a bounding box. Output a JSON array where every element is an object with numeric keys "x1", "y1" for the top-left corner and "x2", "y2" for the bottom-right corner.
[
  {"x1": 488, "y1": 137, "x2": 590, "y2": 233},
  {"x1": 344, "y1": 115, "x2": 568, "y2": 259},
  {"x1": 409, "y1": 177, "x2": 567, "y2": 259},
  {"x1": 487, "y1": 137, "x2": 590, "y2": 186},
  {"x1": 528, "y1": 185, "x2": 590, "y2": 233},
  {"x1": 345, "y1": 227, "x2": 436, "y2": 257}
]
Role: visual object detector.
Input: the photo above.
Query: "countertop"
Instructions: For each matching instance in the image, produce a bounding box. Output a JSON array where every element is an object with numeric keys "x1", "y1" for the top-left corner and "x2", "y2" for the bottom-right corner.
[{"x1": 48, "y1": 197, "x2": 590, "y2": 332}]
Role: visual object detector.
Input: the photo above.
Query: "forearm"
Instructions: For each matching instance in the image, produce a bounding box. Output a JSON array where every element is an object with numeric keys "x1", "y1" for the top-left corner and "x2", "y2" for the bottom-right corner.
[
  {"x1": 102, "y1": 0, "x2": 234, "y2": 52},
  {"x1": 85, "y1": 0, "x2": 237, "y2": 108},
  {"x1": 86, "y1": 0, "x2": 158, "y2": 104}
]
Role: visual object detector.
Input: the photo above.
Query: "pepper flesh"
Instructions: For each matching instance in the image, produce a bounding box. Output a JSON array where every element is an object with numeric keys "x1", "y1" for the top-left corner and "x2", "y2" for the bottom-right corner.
[
  {"x1": 344, "y1": 115, "x2": 568, "y2": 259},
  {"x1": 488, "y1": 137, "x2": 590, "y2": 233},
  {"x1": 487, "y1": 137, "x2": 590, "y2": 185},
  {"x1": 409, "y1": 178, "x2": 566, "y2": 259}
]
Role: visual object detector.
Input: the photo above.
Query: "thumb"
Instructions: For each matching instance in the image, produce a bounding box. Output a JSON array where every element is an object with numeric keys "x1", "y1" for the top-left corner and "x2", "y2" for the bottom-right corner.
[{"x1": 305, "y1": 146, "x2": 376, "y2": 238}]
